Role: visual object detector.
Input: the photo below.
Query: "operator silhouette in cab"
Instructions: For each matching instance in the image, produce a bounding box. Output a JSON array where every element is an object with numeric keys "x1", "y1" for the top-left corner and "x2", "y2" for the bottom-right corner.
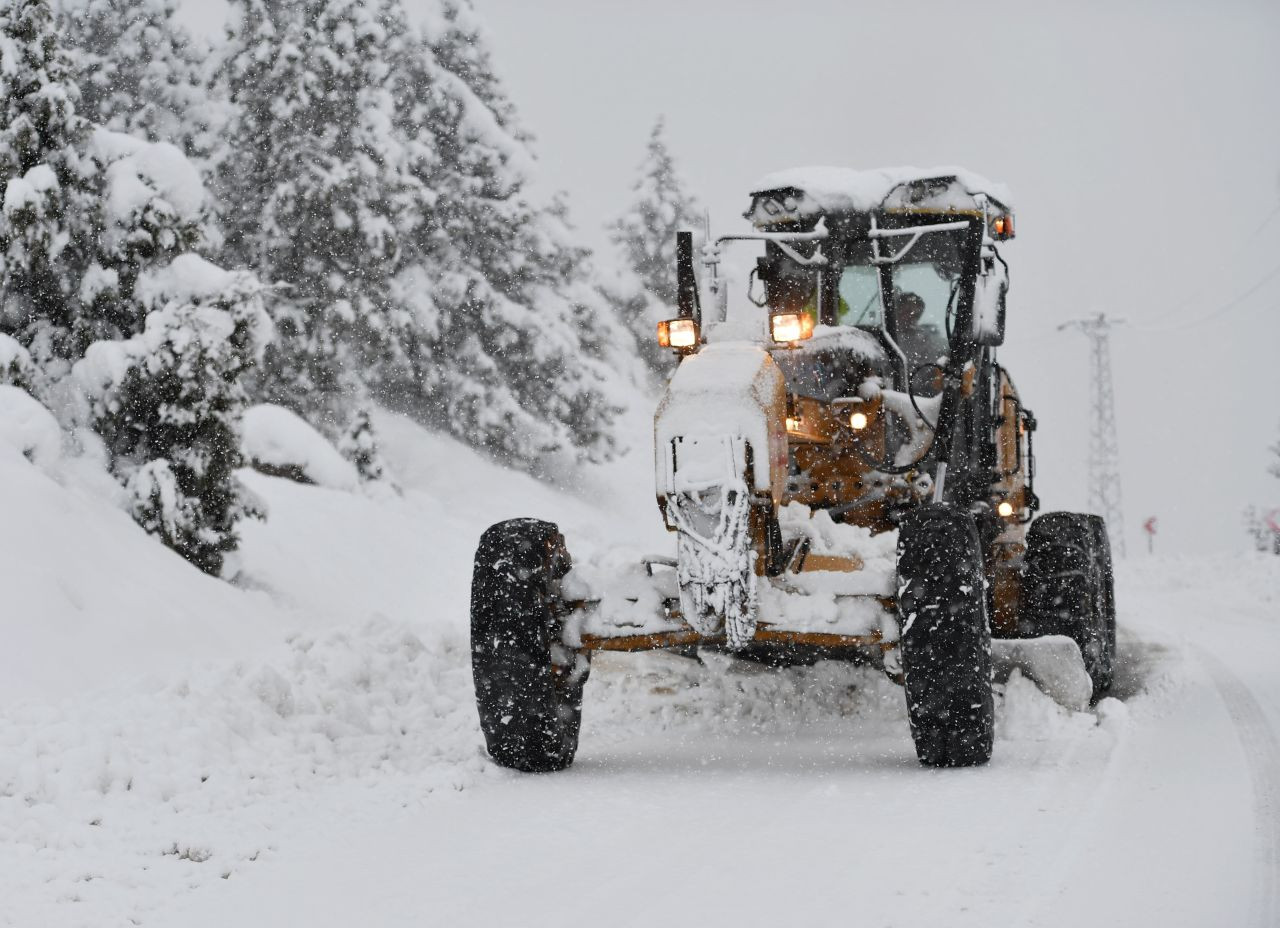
[{"x1": 891, "y1": 291, "x2": 945, "y2": 396}]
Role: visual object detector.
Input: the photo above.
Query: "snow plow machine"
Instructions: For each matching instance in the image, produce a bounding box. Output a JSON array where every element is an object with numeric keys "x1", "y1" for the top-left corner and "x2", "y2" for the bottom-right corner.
[{"x1": 471, "y1": 167, "x2": 1116, "y2": 771}]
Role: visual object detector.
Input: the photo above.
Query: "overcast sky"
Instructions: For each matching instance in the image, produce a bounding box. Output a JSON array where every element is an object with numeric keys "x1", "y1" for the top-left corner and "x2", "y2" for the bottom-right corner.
[{"x1": 176, "y1": 0, "x2": 1280, "y2": 555}]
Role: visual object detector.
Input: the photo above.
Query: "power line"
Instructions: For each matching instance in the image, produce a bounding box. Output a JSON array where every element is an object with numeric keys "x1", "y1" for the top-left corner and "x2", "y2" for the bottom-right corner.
[
  {"x1": 1011, "y1": 256, "x2": 1280, "y2": 345},
  {"x1": 1125, "y1": 197, "x2": 1280, "y2": 331},
  {"x1": 1128, "y1": 259, "x2": 1280, "y2": 335},
  {"x1": 1059, "y1": 313, "x2": 1126, "y2": 557}
]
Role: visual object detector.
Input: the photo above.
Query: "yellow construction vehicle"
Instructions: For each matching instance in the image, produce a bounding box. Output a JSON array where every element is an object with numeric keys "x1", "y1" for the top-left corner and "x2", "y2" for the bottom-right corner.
[{"x1": 471, "y1": 167, "x2": 1115, "y2": 771}]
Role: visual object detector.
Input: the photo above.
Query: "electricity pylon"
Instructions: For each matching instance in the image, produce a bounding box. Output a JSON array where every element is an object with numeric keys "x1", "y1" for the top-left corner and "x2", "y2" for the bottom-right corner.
[{"x1": 1059, "y1": 313, "x2": 1126, "y2": 557}]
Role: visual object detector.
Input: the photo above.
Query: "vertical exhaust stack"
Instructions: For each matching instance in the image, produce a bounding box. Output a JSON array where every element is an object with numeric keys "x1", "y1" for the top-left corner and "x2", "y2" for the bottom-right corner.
[{"x1": 676, "y1": 230, "x2": 700, "y2": 322}]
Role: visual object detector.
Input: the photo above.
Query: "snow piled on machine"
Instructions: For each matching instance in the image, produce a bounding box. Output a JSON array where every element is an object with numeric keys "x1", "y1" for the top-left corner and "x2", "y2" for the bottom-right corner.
[
  {"x1": 0, "y1": 385, "x2": 62, "y2": 465},
  {"x1": 654, "y1": 340, "x2": 786, "y2": 500},
  {"x1": 747, "y1": 165, "x2": 1014, "y2": 223}
]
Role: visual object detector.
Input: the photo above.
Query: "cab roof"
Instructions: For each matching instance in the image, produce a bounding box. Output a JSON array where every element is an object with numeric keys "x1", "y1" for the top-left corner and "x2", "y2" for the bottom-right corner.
[{"x1": 746, "y1": 166, "x2": 1014, "y2": 228}]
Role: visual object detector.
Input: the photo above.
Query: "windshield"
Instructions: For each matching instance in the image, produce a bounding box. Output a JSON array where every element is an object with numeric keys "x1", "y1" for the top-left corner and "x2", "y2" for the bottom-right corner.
[
  {"x1": 836, "y1": 229, "x2": 966, "y2": 370},
  {"x1": 837, "y1": 261, "x2": 955, "y2": 341}
]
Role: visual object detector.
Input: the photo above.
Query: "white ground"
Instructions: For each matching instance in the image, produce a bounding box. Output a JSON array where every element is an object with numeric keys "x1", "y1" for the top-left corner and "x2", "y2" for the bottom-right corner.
[{"x1": 1, "y1": 399, "x2": 1277, "y2": 928}]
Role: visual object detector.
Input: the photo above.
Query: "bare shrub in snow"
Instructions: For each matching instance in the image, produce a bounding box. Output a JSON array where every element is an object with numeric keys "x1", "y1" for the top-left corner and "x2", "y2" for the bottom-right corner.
[
  {"x1": 1243, "y1": 505, "x2": 1278, "y2": 555},
  {"x1": 338, "y1": 408, "x2": 391, "y2": 485}
]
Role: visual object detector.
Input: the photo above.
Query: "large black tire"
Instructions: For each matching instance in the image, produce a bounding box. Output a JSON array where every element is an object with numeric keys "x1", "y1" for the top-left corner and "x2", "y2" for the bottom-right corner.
[
  {"x1": 896, "y1": 505, "x2": 995, "y2": 767},
  {"x1": 1085, "y1": 514, "x2": 1117, "y2": 695},
  {"x1": 1024, "y1": 512, "x2": 1115, "y2": 700},
  {"x1": 471, "y1": 519, "x2": 590, "y2": 772}
]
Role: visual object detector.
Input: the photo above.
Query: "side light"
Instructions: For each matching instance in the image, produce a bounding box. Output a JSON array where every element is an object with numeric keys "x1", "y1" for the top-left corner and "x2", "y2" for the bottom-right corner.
[
  {"x1": 657, "y1": 318, "x2": 699, "y2": 350},
  {"x1": 991, "y1": 214, "x2": 1015, "y2": 241},
  {"x1": 785, "y1": 416, "x2": 802, "y2": 433},
  {"x1": 849, "y1": 411, "x2": 869, "y2": 431},
  {"x1": 770, "y1": 312, "x2": 814, "y2": 344},
  {"x1": 997, "y1": 500, "x2": 1015, "y2": 518}
]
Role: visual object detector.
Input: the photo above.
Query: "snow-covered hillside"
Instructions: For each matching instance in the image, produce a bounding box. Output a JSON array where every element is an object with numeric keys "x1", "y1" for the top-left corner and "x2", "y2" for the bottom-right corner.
[{"x1": 1, "y1": 404, "x2": 1277, "y2": 927}]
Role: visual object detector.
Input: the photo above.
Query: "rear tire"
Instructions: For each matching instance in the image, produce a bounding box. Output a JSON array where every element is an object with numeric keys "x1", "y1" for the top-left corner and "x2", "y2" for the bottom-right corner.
[
  {"x1": 1024, "y1": 512, "x2": 1114, "y2": 700},
  {"x1": 897, "y1": 505, "x2": 995, "y2": 767},
  {"x1": 471, "y1": 519, "x2": 589, "y2": 772}
]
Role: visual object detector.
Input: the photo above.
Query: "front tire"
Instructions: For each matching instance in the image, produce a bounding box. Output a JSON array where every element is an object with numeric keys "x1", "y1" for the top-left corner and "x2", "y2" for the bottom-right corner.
[
  {"x1": 896, "y1": 505, "x2": 995, "y2": 767},
  {"x1": 471, "y1": 519, "x2": 589, "y2": 772}
]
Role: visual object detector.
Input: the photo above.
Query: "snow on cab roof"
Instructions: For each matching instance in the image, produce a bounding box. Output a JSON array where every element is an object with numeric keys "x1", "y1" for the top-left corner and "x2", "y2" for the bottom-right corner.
[{"x1": 746, "y1": 165, "x2": 1013, "y2": 225}]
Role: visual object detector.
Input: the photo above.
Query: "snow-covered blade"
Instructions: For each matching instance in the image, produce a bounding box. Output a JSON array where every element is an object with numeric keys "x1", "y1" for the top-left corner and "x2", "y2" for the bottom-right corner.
[{"x1": 992, "y1": 636, "x2": 1095, "y2": 711}]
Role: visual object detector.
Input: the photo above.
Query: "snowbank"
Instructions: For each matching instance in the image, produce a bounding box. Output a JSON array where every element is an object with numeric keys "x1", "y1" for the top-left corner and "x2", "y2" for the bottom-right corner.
[
  {"x1": 0, "y1": 386, "x2": 61, "y2": 466},
  {"x1": 242, "y1": 404, "x2": 358, "y2": 491},
  {"x1": 0, "y1": 441, "x2": 289, "y2": 704}
]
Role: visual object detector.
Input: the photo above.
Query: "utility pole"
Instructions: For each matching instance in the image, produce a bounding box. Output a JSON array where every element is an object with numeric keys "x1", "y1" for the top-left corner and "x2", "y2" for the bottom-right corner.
[{"x1": 1059, "y1": 313, "x2": 1126, "y2": 557}]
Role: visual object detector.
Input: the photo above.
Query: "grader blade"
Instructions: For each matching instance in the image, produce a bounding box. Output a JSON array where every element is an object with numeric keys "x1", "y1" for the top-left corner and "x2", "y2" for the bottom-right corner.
[{"x1": 991, "y1": 636, "x2": 1093, "y2": 711}]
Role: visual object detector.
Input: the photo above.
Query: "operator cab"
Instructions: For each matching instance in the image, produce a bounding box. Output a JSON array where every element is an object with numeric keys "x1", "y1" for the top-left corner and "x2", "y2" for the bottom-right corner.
[{"x1": 746, "y1": 169, "x2": 1013, "y2": 401}]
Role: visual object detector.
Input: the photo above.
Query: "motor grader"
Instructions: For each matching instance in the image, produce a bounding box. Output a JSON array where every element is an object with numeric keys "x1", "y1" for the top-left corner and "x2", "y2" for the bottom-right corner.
[{"x1": 470, "y1": 166, "x2": 1116, "y2": 771}]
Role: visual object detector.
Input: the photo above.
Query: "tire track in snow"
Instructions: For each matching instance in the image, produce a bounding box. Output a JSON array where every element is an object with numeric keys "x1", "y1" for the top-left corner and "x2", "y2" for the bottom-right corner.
[{"x1": 1199, "y1": 649, "x2": 1279, "y2": 928}]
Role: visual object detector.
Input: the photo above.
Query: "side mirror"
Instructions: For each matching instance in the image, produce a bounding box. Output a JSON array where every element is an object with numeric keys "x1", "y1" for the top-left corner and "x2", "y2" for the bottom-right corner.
[
  {"x1": 972, "y1": 256, "x2": 1008, "y2": 346},
  {"x1": 676, "y1": 230, "x2": 700, "y2": 322}
]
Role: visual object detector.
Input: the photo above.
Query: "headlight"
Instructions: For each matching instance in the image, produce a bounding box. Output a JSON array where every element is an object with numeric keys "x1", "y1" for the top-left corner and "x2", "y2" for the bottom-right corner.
[
  {"x1": 770, "y1": 312, "x2": 814, "y2": 345},
  {"x1": 657, "y1": 318, "x2": 699, "y2": 349},
  {"x1": 996, "y1": 500, "x2": 1015, "y2": 518},
  {"x1": 849, "y1": 411, "x2": 868, "y2": 430}
]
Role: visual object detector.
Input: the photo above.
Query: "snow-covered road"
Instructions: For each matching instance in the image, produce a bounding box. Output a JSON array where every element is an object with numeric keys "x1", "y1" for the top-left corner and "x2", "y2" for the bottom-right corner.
[
  {"x1": 2, "y1": 412, "x2": 1276, "y2": 927},
  {"x1": 150, "y1": 579, "x2": 1275, "y2": 928}
]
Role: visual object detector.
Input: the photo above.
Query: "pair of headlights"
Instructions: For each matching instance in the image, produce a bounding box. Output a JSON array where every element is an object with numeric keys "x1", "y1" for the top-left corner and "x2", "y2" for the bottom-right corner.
[{"x1": 656, "y1": 312, "x2": 815, "y2": 350}]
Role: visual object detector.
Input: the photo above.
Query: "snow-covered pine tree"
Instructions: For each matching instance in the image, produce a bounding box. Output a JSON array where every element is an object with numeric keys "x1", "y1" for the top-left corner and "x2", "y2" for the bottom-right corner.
[
  {"x1": 81, "y1": 127, "x2": 212, "y2": 346},
  {"x1": 216, "y1": 0, "x2": 415, "y2": 434},
  {"x1": 76, "y1": 255, "x2": 270, "y2": 576},
  {"x1": 388, "y1": 2, "x2": 619, "y2": 466},
  {"x1": 0, "y1": 0, "x2": 99, "y2": 373},
  {"x1": 58, "y1": 0, "x2": 211, "y2": 156},
  {"x1": 606, "y1": 116, "x2": 702, "y2": 374}
]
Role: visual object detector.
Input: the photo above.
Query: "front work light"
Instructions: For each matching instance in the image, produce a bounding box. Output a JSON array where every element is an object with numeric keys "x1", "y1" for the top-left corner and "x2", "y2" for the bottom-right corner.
[
  {"x1": 996, "y1": 500, "x2": 1015, "y2": 518},
  {"x1": 849, "y1": 411, "x2": 869, "y2": 431},
  {"x1": 770, "y1": 312, "x2": 814, "y2": 345},
  {"x1": 658, "y1": 318, "x2": 699, "y2": 350}
]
